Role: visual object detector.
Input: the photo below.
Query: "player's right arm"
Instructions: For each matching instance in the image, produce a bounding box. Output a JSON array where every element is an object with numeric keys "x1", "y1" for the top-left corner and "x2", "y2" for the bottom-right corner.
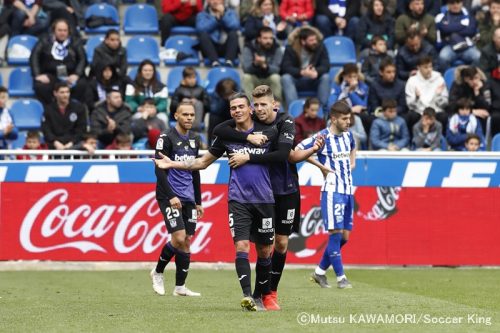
[{"x1": 155, "y1": 152, "x2": 217, "y2": 170}]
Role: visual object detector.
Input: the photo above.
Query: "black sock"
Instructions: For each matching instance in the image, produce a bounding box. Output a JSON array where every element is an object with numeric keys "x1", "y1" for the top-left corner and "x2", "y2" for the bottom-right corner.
[
  {"x1": 235, "y1": 252, "x2": 252, "y2": 296},
  {"x1": 175, "y1": 250, "x2": 191, "y2": 286},
  {"x1": 270, "y1": 251, "x2": 287, "y2": 292},
  {"x1": 155, "y1": 241, "x2": 176, "y2": 273},
  {"x1": 254, "y1": 256, "x2": 271, "y2": 298},
  {"x1": 340, "y1": 239, "x2": 348, "y2": 249}
]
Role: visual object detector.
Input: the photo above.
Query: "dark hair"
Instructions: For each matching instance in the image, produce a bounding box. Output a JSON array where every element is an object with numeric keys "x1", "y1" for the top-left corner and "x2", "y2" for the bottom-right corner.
[
  {"x1": 82, "y1": 131, "x2": 98, "y2": 141},
  {"x1": 298, "y1": 27, "x2": 316, "y2": 41},
  {"x1": 134, "y1": 59, "x2": 162, "y2": 95},
  {"x1": 106, "y1": 87, "x2": 121, "y2": 95},
  {"x1": 447, "y1": 0, "x2": 462, "y2": 4},
  {"x1": 405, "y1": 29, "x2": 421, "y2": 41},
  {"x1": 368, "y1": 0, "x2": 386, "y2": 19},
  {"x1": 379, "y1": 57, "x2": 396, "y2": 71},
  {"x1": 51, "y1": 18, "x2": 70, "y2": 33},
  {"x1": 54, "y1": 82, "x2": 70, "y2": 92},
  {"x1": 0, "y1": 86, "x2": 7, "y2": 94},
  {"x1": 115, "y1": 133, "x2": 132, "y2": 145},
  {"x1": 460, "y1": 66, "x2": 479, "y2": 80},
  {"x1": 417, "y1": 55, "x2": 433, "y2": 66},
  {"x1": 465, "y1": 133, "x2": 481, "y2": 144},
  {"x1": 422, "y1": 107, "x2": 436, "y2": 118},
  {"x1": 304, "y1": 97, "x2": 320, "y2": 110},
  {"x1": 215, "y1": 78, "x2": 238, "y2": 99},
  {"x1": 342, "y1": 63, "x2": 359, "y2": 76},
  {"x1": 330, "y1": 100, "x2": 352, "y2": 117},
  {"x1": 456, "y1": 97, "x2": 472, "y2": 110},
  {"x1": 27, "y1": 130, "x2": 41, "y2": 140},
  {"x1": 382, "y1": 99, "x2": 397, "y2": 110},
  {"x1": 258, "y1": 26, "x2": 274, "y2": 37},
  {"x1": 228, "y1": 92, "x2": 251, "y2": 106},
  {"x1": 182, "y1": 66, "x2": 196, "y2": 78},
  {"x1": 141, "y1": 98, "x2": 155, "y2": 106},
  {"x1": 371, "y1": 35, "x2": 386, "y2": 46},
  {"x1": 252, "y1": 85, "x2": 274, "y2": 100},
  {"x1": 105, "y1": 29, "x2": 120, "y2": 39}
]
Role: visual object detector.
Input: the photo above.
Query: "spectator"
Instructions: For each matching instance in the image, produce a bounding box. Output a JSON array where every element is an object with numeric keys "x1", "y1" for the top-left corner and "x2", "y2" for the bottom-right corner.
[
  {"x1": 91, "y1": 88, "x2": 132, "y2": 147},
  {"x1": 448, "y1": 66, "x2": 491, "y2": 132},
  {"x1": 242, "y1": 26, "x2": 283, "y2": 102},
  {"x1": 195, "y1": 0, "x2": 240, "y2": 67},
  {"x1": 43, "y1": 0, "x2": 84, "y2": 36},
  {"x1": 446, "y1": 97, "x2": 485, "y2": 150},
  {"x1": 412, "y1": 107, "x2": 443, "y2": 150},
  {"x1": 125, "y1": 60, "x2": 168, "y2": 123},
  {"x1": 90, "y1": 29, "x2": 127, "y2": 79},
  {"x1": 8, "y1": 0, "x2": 49, "y2": 37},
  {"x1": 243, "y1": 0, "x2": 287, "y2": 43},
  {"x1": 395, "y1": 0, "x2": 437, "y2": 46},
  {"x1": 16, "y1": 130, "x2": 48, "y2": 160},
  {"x1": 89, "y1": 64, "x2": 125, "y2": 107},
  {"x1": 41, "y1": 82, "x2": 87, "y2": 150},
  {"x1": 160, "y1": 0, "x2": 202, "y2": 45},
  {"x1": 356, "y1": 0, "x2": 395, "y2": 53},
  {"x1": 30, "y1": 19, "x2": 88, "y2": 106},
  {"x1": 105, "y1": 132, "x2": 133, "y2": 151},
  {"x1": 294, "y1": 97, "x2": 326, "y2": 145},
  {"x1": 281, "y1": 26, "x2": 330, "y2": 111},
  {"x1": 396, "y1": 30, "x2": 437, "y2": 81},
  {"x1": 132, "y1": 98, "x2": 167, "y2": 144},
  {"x1": 279, "y1": 0, "x2": 314, "y2": 28},
  {"x1": 405, "y1": 55, "x2": 448, "y2": 131},
  {"x1": 73, "y1": 131, "x2": 98, "y2": 157},
  {"x1": 207, "y1": 78, "x2": 237, "y2": 143},
  {"x1": 361, "y1": 36, "x2": 394, "y2": 85},
  {"x1": 349, "y1": 112, "x2": 368, "y2": 149},
  {"x1": 436, "y1": 0, "x2": 481, "y2": 72},
  {"x1": 169, "y1": 67, "x2": 210, "y2": 131},
  {"x1": 0, "y1": 3, "x2": 13, "y2": 65},
  {"x1": 0, "y1": 86, "x2": 17, "y2": 149},
  {"x1": 370, "y1": 99, "x2": 410, "y2": 150},
  {"x1": 477, "y1": 0, "x2": 500, "y2": 49},
  {"x1": 464, "y1": 133, "x2": 482, "y2": 151},
  {"x1": 480, "y1": 26, "x2": 500, "y2": 136},
  {"x1": 396, "y1": 0, "x2": 441, "y2": 17},
  {"x1": 315, "y1": 0, "x2": 362, "y2": 39}
]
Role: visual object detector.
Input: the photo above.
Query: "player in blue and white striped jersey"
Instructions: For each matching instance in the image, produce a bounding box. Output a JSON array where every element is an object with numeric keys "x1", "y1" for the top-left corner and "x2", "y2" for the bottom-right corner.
[{"x1": 296, "y1": 100, "x2": 357, "y2": 289}]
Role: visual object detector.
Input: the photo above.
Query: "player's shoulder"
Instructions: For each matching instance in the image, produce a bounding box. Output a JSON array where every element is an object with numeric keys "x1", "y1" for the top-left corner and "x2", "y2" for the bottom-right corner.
[{"x1": 277, "y1": 113, "x2": 295, "y2": 125}]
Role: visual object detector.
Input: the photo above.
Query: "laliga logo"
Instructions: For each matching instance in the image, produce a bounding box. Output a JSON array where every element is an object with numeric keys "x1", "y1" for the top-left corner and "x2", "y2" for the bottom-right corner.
[{"x1": 19, "y1": 189, "x2": 223, "y2": 255}]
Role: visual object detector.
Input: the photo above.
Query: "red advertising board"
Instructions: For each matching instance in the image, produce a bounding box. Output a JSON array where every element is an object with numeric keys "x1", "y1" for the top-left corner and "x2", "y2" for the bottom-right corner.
[{"x1": 1, "y1": 183, "x2": 499, "y2": 265}]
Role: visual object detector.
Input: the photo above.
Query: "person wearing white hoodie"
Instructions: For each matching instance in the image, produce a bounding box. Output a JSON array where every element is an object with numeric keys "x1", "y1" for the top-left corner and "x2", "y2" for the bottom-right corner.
[{"x1": 405, "y1": 55, "x2": 449, "y2": 132}]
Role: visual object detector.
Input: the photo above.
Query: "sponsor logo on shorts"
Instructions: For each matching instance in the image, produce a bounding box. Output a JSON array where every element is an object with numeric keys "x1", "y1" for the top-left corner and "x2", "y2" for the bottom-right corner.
[
  {"x1": 287, "y1": 209, "x2": 295, "y2": 220},
  {"x1": 169, "y1": 219, "x2": 177, "y2": 228},
  {"x1": 262, "y1": 218, "x2": 272, "y2": 229},
  {"x1": 192, "y1": 209, "x2": 197, "y2": 219}
]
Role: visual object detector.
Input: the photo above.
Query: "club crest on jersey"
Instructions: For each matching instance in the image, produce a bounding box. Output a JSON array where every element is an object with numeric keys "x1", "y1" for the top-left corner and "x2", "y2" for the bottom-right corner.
[
  {"x1": 189, "y1": 139, "x2": 196, "y2": 148},
  {"x1": 156, "y1": 138, "x2": 163, "y2": 150}
]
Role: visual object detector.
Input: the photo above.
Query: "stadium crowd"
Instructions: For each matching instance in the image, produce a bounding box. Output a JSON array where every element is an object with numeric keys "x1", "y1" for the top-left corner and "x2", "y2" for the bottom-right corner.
[{"x1": 0, "y1": 0, "x2": 500, "y2": 154}]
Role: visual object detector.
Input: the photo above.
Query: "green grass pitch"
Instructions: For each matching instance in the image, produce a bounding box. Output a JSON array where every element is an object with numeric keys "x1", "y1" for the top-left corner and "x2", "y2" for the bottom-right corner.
[{"x1": 1, "y1": 268, "x2": 499, "y2": 332}]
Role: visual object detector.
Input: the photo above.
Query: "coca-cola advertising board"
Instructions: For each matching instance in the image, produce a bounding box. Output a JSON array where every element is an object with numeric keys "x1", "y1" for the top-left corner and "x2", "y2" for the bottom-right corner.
[{"x1": 1, "y1": 183, "x2": 499, "y2": 265}]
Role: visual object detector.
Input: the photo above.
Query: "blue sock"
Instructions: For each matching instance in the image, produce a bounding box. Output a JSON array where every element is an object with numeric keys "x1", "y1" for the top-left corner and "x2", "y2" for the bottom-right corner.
[
  {"x1": 318, "y1": 248, "x2": 331, "y2": 271},
  {"x1": 327, "y1": 233, "x2": 344, "y2": 277}
]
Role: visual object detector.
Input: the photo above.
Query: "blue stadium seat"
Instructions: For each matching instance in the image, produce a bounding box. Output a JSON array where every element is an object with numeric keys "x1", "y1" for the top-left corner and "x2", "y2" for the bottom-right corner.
[
  {"x1": 126, "y1": 36, "x2": 160, "y2": 65},
  {"x1": 10, "y1": 130, "x2": 28, "y2": 149},
  {"x1": 128, "y1": 67, "x2": 161, "y2": 82},
  {"x1": 164, "y1": 36, "x2": 200, "y2": 66},
  {"x1": 85, "y1": 35, "x2": 105, "y2": 63},
  {"x1": 440, "y1": 135, "x2": 448, "y2": 151},
  {"x1": 84, "y1": 4, "x2": 120, "y2": 34},
  {"x1": 323, "y1": 36, "x2": 356, "y2": 66},
  {"x1": 329, "y1": 66, "x2": 342, "y2": 83},
  {"x1": 132, "y1": 137, "x2": 148, "y2": 150},
  {"x1": 171, "y1": 26, "x2": 197, "y2": 35},
  {"x1": 166, "y1": 67, "x2": 201, "y2": 95},
  {"x1": 7, "y1": 35, "x2": 38, "y2": 65},
  {"x1": 10, "y1": 99, "x2": 44, "y2": 130},
  {"x1": 492, "y1": 134, "x2": 500, "y2": 151},
  {"x1": 8, "y1": 67, "x2": 35, "y2": 97},
  {"x1": 204, "y1": 67, "x2": 241, "y2": 95},
  {"x1": 288, "y1": 100, "x2": 305, "y2": 118},
  {"x1": 123, "y1": 4, "x2": 159, "y2": 34},
  {"x1": 444, "y1": 67, "x2": 456, "y2": 91}
]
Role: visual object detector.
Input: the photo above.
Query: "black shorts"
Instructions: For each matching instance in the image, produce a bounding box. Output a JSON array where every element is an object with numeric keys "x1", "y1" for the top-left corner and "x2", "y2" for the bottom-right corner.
[
  {"x1": 274, "y1": 191, "x2": 301, "y2": 236},
  {"x1": 157, "y1": 200, "x2": 197, "y2": 235},
  {"x1": 228, "y1": 201, "x2": 275, "y2": 245}
]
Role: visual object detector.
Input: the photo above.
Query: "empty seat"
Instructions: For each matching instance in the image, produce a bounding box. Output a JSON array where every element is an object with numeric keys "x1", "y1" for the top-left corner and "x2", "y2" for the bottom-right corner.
[
  {"x1": 164, "y1": 35, "x2": 200, "y2": 66},
  {"x1": 8, "y1": 67, "x2": 35, "y2": 97},
  {"x1": 10, "y1": 99, "x2": 44, "y2": 130},
  {"x1": 84, "y1": 4, "x2": 120, "y2": 34},
  {"x1": 126, "y1": 36, "x2": 160, "y2": 65},
  {"x1": 204, "y1": 67, "x2": 241, "y2": 95},
  {"x1": 7, "y1": 35, "x2": 38, "y2": 65},
  {"x1": 123, "y1": 4, "x2": 159, "y2": 34},
  {"x1": 323, "y1": 36, "x2": 356, "y2": 66}
]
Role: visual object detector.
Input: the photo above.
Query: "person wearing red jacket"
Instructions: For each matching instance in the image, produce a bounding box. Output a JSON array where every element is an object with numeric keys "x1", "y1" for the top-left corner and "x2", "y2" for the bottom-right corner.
[
  {"x1": 161, "y1": 0, "x2": 203, "y2": 45},
  {"x1": 279, "y1": 0, "x2": 314, "y2": 27}
]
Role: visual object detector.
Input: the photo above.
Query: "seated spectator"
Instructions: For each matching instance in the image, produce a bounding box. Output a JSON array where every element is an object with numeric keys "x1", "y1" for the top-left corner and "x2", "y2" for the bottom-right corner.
[
  {"x1": 243, "y1": 0, "x2": 287, "y2": 43},
  {"x1": 91, "y1": 88, "x2": 132, "y2": 147},
  {"x1": 405, "y1": 55, "x2": 448, "y2": 131},
  {"x1": 125, "y1": 60, "x2": 168, "y2": 123},
  {"x1": 480, "y1": 26, "x2": 500, "y2": 136},
  {"x1": 8, "y1": 0, "x2": 49, "y2": 37},
  {"x1": 16, "y1": 130, "x2": 48, "y2": 160},
  {"x1": 0, "y1": 3, "x2": 12, "y2": 65},
  {"x1": 279, "y1": 0, "x2": 314, "y2": 29},
  {"x1": 89, "y1": 64, "x2": 125, "y2": 108},
  {"x1": 169, "y1": 67, "x2": 210, "y2": 131},
  {"x1": 160, "y1": 0, "x2": 202, "y2": 45},
  {"x1": 294, "y1": 97, "x2": 326, "y2": 145},
  {"x1": 370, "y1": 99, "x2": 410, "y2": 150},
  {"x1": 412, "y1": 107, "x2": 443, "y2": 150},
  {"x1": 395, "y1": 0, "x2": 437, "y2": 46},
  {"x1": 448, "y1": 66, "x2": 491, "y2": 133},
  {"x1": 356, "y1": 0, "x2": 395, "y2": 54},
  {"x1": 477, "y1": 0, "x2": 500, "y2": 49},
  {"x1": 43, "y1": 0, "x2": 84, "y2": 37},
  {"x1": 195, "y1": 0, "x2": 240, "y2": 67},
  {"x1": 105, "y1": 132, "x2": 133, "y2": 156},
  {"x1": 0, "y1": 86, "x2": 17, "y2": 149},
  {"x1": 41, "y1": 82, "x2": 87, "y2": 150},
  {"x1": 436, "y1": 0, "x2": 481, "y2": 72},
  {"x1": 464, "y1": 133, "x2": 482, "y2": 151},
  {"x1": 30, "y1": 19, "x2": 88, "y2": 106},
  {"x1": 207, "y1": 78, "x2": 237, "y2": 143},
  {"x1": 73, "y1": 131, "x2": 98, "y2": 157},
  {"x1": 349, "y1": 112, "x2": 368, "y2": 149},
  {"x1": 361, "y1": 36, "x2": 394, "y2": 86},
  {"x1": 281, "y1": 26, "x2": 330, "y2": 111},
  {"x1": 315, "y1": 0, "x2": 361, "y2": 39},
  {"x1": 396, "y1": 31, "x2": 437, "y2": 81},
  {"x1": 446, "y1": 97, "x2": 485, "y2": 150},
  {"x1": 396, "y1": 0, "x2": 441, "y2": 17},
  {"x1": 90, "y1": 29, "x2": 127, "y2": 79},
  {"x1": 132, "y1": 98, "x2": 167, "y2": 144},
  {"x1": 242, "y1": 26, "x2": 283, "y2": 102}
]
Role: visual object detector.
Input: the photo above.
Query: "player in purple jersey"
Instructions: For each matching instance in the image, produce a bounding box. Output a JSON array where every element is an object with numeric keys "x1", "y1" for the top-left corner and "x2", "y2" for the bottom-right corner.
[
  {"x1": 150, "y1": 102, "x2": 203, "y2": 297},
  {"x1": 213, "y1": 85, "x2": 324, "y2": 309},
  {"x1": 155, "y1": 93, "x2": 282, "y2": 311}
]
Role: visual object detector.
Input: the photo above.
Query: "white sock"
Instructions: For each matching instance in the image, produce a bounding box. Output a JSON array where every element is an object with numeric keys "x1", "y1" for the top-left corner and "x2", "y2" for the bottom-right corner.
[
  {"x1": 336, "y1": 274, "x2": 346, "y2": 282},
  {"x1": 315, "y1": 267, "x2": 326, "y2": 275}
]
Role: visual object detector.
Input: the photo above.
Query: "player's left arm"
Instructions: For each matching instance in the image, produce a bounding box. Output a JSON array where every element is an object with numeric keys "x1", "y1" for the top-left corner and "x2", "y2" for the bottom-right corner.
[
  {"x1": 213, "y1": 119, "x2": 268, "y2": 146},
  {"x1": 350, "y1": 148, "x2": 357, "y2": 170},
  {"x1": 288, "y1": 135, "x2": 325, "y2": 163}
]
